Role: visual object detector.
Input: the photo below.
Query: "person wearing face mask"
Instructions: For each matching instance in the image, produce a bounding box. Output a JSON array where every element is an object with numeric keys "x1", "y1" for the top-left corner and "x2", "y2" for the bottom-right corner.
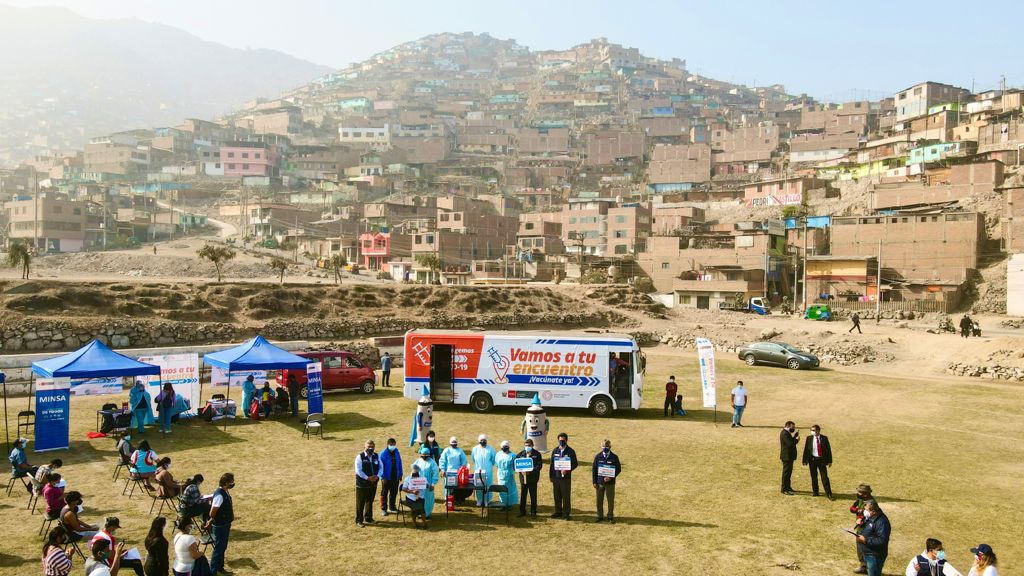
[
  {"x1": 408, "y1": 447, "x2": 439, "y2": 523},
  {"x1": 154, "y1": 457, "x2": 184, "y2": 499},
  {"x1": 438, "y1": 437, "x2": 467, "y2": 501},
  {"x1": 516, "y1": 438, "x2": 543, "y2": 518},
  {"x1": 801, "y1": 424, "x2": 833, "y2": 500},
  {"x1": 493, "y1": 440, "x2": 518, "y2": 510},
  {"x1": 592, "y1": 439, "x2": 622, "y2": 523},
  {"x1": 470, "y1": 434, "x2": 497, "y2": 507},
  {"x1": 85, "y1": 538, "x2": 126, "y2": 576},
  {"x1": 379, "y1": 438, "x2": 403, "y2": 517},
  {"x1": 353, "y1": 440, "x2": 381, "y2": 527},
  {"x1": 129, "y1": 381, "x2": 154, "y2": 435},
  {"x1": 856, "y1": 500, "x2": 891, "y2": 576},
  {"x1": 422, "y1": 431, "x2": 441, "y2": 464},
  {"x1": 400, "y1": 464, "x2": 427, "y2": 528},
  {"x1": 850, "y1": 484, "x2": 874, "y2": 574},
  {"x1": 89, "y1": 517, "x2": 145, "y2": 576},
  {"x1": 968, "y1": 544, "x2": 997, "y2": 576},
  {"x1": 549, "y1": 432, "x2": 578, "y2": 520},
  {"x1": 905, "y1": 538, "x2": 958, "y2": 576},
  {"x1": 206, "y1": 472, "x2": 236, "y2": 575},
  {"x1": 779, "y1": 421, "x2": 799, "y2": 495}
]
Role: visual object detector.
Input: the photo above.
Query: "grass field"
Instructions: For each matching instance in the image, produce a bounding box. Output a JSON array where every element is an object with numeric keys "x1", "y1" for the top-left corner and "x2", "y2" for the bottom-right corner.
[{"x1": 2, "y1": 347, "x2": 1021, "y2": 576}]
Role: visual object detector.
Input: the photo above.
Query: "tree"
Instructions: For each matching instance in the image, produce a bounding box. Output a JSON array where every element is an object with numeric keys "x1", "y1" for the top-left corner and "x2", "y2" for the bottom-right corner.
[
  {"x1": 415, "y1": 253, "x2": 441, "y2": 284},
  {"x1": 6, "y1": 242, "x2": 31, "y2": 280},
  {"x1": 270, "y1": 257, "x2": 289, "y2": 284},
  {"x1": 328, "y1": 253, "x2": 348, "y2": 285},
  {"x1": 279, "y1": 240, "x2": 298, "y2": 263},
  {"x1": 197, "y1": 244, "x2": 235, "y2": 283}
]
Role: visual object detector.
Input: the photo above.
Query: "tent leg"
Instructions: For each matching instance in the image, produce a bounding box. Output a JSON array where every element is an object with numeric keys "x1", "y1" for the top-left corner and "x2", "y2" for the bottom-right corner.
[
  {"x1": 224, "y1": 375, "x2": 231, "y2": 431},
  {"x1": 27, "y1": 373, "x2": 35, "y2": 412},
  {"x1": 3, "y1": 376, "x2": 9, "y2": 455}
]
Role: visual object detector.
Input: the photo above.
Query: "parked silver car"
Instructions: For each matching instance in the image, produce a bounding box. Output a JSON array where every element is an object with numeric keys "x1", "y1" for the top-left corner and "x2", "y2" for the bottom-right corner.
[{"x1": 736, "y1": 341, "x2": 820, "y2": 370}]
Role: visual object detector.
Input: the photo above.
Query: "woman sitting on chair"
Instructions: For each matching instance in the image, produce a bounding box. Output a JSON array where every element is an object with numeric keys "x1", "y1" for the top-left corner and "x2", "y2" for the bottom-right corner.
[
  {"x1": 130, "y1": 440, "x2": 159, "y2": 490},
  {"x1": 43, "y1": 472, "x2": 66, "y2": 519},
  {"x1": 154, "y1": 457, "x2": 183, "y2": 499},
  {"x1": 400, "y1": 464, "x2": 428, "y2": 529},
  {"x1": 178, "y1": 474, "x2": 211, "y2": 524}
]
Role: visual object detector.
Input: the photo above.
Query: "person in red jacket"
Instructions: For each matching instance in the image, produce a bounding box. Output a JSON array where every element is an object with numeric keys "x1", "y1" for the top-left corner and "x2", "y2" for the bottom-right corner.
[{"x1": 664, "y1": 376, "x2": 678, "y2": 417}]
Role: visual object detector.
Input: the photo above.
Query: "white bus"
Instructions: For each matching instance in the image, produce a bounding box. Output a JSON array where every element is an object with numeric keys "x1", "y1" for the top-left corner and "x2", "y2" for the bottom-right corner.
[{"x1": 403, "y1": 329, "x2": 645, "y2": 416}]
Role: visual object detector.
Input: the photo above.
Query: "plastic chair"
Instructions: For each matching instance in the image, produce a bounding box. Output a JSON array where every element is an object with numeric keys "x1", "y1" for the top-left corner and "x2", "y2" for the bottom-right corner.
[
  {"x1": 486, "y1": 485, "x2": 511, "y2": 525},
  {"x1": 302, "y1": 413, "x2": 325, "y2": 439}
]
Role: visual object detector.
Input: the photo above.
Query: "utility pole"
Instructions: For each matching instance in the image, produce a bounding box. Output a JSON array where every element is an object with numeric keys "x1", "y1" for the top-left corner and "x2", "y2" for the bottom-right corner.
[
  {"x1": 875, "y1": 239, "x2": 882, "y2": 320},
  {"x1": 801, "y1": 220, "x2": 808, "y2": 311},
  {"x1": 32, "y1": 166, "x2": 39, "y2": 251},
  {"x1": 762, "y1": 237, "x2": 769, "y2": 300},
  {"x1": 792, "y1": 245, "x2": 798, "y2": 314}
]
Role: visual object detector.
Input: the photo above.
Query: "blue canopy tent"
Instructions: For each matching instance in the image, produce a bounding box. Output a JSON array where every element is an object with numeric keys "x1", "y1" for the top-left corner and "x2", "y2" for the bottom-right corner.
[
  {"x1": 202, "y1": 336, "x2": 310, "y2": 428},
  {"x1": 13, "y1": 339, "x2": 162, "y2": 452}
]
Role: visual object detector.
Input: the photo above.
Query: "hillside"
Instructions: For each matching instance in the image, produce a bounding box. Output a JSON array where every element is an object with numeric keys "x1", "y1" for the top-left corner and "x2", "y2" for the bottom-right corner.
[{"x1": 0, "y1": 4, "x2": 332, "y2": 164}]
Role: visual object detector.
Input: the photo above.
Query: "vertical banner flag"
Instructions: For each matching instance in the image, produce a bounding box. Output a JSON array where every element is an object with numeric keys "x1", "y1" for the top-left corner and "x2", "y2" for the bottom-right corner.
[
  {"x1": 305, "y1": 361, "x2": 324, "y2": 414},
  {"x1": 34, "y1": 378, "x2": 71, "y2": 452},
  {"x1": 69, "y1": 377, "x2": 121, "y2": 396},
  {"x1": 137, "y1": 354, "x2": 201, "y2": 408},
  {"x1": 696, "y1": 338, "x2": 717, "y2": 408}
]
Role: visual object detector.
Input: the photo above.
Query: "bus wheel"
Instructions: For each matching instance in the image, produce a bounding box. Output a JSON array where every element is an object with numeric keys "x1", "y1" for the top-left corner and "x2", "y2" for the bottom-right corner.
[
  {"x1": 470, "y1": 392, "x2": 493, "y2": 413},
  {"x1": 590, "y1": 395, "x2": 613, "y2": 417}
]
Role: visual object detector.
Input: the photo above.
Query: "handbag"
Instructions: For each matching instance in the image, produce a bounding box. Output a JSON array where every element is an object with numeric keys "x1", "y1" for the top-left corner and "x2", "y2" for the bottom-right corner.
[{"x1": 191, "y1": 554, "x2": 213, "y2": 576}]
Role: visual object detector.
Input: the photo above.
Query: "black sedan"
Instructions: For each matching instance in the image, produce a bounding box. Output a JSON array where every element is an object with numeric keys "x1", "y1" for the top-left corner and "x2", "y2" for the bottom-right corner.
[{"x1": 736, "y1": 341, "x2": 820, "y2": 370}]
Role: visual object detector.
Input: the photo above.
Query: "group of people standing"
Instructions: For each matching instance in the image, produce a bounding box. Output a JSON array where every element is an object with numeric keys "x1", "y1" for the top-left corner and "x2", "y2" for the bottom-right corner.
[{"x1": 353, "y1": 430, "x2": 622, "y2": 528}]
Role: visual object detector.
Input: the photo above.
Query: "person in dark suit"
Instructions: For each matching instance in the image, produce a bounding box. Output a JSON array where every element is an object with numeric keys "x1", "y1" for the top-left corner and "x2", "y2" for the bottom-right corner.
[
  {"x1": 801, "y1": 424, "x2": 833, "y2": 499},
  {"x1": 549, "y1": 432, "x2": 578, "y2": 520},
  {"x1": 779, "y1": 421, "x2": 799, "y2": 495},
  {"x1": 516, "y1": 438, "x2": 543, "y2": 518}
]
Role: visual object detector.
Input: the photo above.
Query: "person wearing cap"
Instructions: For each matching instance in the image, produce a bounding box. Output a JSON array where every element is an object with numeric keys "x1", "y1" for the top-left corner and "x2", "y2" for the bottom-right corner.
[
  {"x1": 968, "y1": 544, "x2": 998, "y2": 576},
  {"x1": 904, "y1": 538, "x2": 956, "y2": 576},
  {"x1": 664, "y1": 376, "x2": 678, "y2": 417},
  {"x1": 85, "y1": 537, "x2": 127, "y2": 576},
  {"x1": 379, "y1": 438, "x2": 403, "y2": 517},
  {"x1": 549, "y1": 432, "x2": 578, "y2": 520},
  {"x1": 8, "y1": 437, "x2": 34, "y2": 494},
  {"x1": 438, "y1": 436, "x2": 466, "y2": 500},
  {"x1": 516, "y1": 438, "x2": 543, "y2": 518},
  {"x1": 850, "y1": 484, "x2": 874, "y2": 574},
  {"x1": 471, "y1": 434, "x2": 497, "y2": 507},
  {"x1": 354, "y1": 440, "x2": 381, "y2": 527},
  {"x1": 493, "y1": 440, "x2": 519, "y2": 510},
  {"x1": 90, "y1": 517, "x2": 146, "y2": 576},
  {"x1": 592, "y1": 439, "x2": 622, "y2": 523},
  {"x1": 856, "y1": 500, "x2": 891, "y2": 576}
]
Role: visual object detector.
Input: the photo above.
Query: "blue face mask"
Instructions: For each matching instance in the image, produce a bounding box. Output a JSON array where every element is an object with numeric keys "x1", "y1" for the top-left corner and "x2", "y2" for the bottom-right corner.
[
  {"x1": 387, "y1": 445, "x2": 396, "y2": 451},
  {"x1": 524, "y1": 446, "x2": 532, "y2": 452},
  {"x1": 936, "y1": 551, "x2": 946, "y2": 561}
]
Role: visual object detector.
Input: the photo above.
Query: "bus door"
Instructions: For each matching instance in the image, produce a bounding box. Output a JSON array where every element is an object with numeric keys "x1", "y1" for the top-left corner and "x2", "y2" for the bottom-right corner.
[
  {"x1": 430, "y1": 344, "x2": 454, "y2": 403},
  {"x1": 610, "y1": 351, "x2": 633, "y2": 408}
]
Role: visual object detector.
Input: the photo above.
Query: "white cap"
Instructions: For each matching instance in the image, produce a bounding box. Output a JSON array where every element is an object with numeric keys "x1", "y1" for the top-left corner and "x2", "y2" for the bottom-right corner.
[
  {"x1": 500, "y1": 440, "x2": 510, "y2": 448},
  {"x1": 449, "y1": 436, "x2": 458, "y2": 444},
  {"x1": 478, "y1": 434, "x2": 487, "y2": 441}
]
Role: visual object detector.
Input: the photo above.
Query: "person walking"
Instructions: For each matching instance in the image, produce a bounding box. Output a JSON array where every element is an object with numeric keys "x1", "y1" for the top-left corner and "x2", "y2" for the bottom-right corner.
[
  {"x1": 516, "y1": 438, "x2": 542, "y2": 518},
  {"x1": 378, "y1": 438, "x2": 402, "y2": 517},
  {"x1": 205, "y1": 472, "x2": 235, "y2": 576},
  {"x1": 287, "y1": 374, "x2": 300, "y2": 418},
  {"x1": 779, "y1": 421, "x2": 799, "y2": 495},
  {"x1": 353, "y1": 440, "x2": 381, "y2": 527},
  {"x1": 959, "y1": 314, "x2": 973, "y2": 339},
  {"x1": 968, "y1": 544, "x2": 998, "y2": 576},
  {"x1": 801, "y1": 424, "x2": 833, "y2": 500},
  {"x1": 850, "y1": 484, "x2": 874, "y2": 574},
  {"x1": 592, "y1": 439, "x2": 621, "y2": 523},
  {"x1": 664, "y1": 376, "x2": 678, "y2": 417},
  {"x1": 849, "y1": 312, "x2": 862, "y2": 334},
  {"x1": 549, "y1": 433, "x2": 578, "y2": 520},
  {"x1": 380, "y1": 352, "x2": 392, "y2": 388},
  {"x1": 731, "y1": 381, "x2": 747, "y2": 428},
  {"x1": 857, "y1": 500, "x2": 891, "y2": 576}
]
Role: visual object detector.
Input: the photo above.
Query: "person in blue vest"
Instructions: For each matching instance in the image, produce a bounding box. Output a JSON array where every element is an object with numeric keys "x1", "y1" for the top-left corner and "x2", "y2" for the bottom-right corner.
[
  {"x1": 354, "y1": 440, "x2": 381, "y2": 527},
  {"x1": 470, "y1": 434, "x2": 496, "y2": 507},
  {"x1": 129, "y1": 380, "x2": 155, "y2": 434},
  {"x1": 592, "y1": 439, "x2": 622, "y2": 523},
  {"x1": 904, "y1": 538, "x2": 957, "y2": 576},
  {"x1": 379, "y1": 438, "x2": 403, "y2": 517},
  {"x1": 438, "y1": 437, "x2": 466, "y2": 501},
  {"x1": 205, "y1": 472, "x2": 235, "y2": 576},
  {"x1": 380, "y1": 352, "x2": 392, "y2": 387},
  {"x1": 493, "y1": 440, "x2": 518, "y2": 510},
  {"x1": 241, "y1": 375, "x2": 257, "y2": 419}
]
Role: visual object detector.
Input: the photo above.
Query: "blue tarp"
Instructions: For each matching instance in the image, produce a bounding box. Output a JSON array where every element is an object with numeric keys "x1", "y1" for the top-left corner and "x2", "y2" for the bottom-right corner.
[
  {"x1": 203, "y1": 335, "x2": 308, "y2": 371},
  {"x1": 31, "y1": 340, "x2": 161, "y2": 379}
]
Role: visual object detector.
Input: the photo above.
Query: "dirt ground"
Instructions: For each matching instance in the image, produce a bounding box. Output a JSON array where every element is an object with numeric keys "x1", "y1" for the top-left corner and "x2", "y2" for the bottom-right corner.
[{"x1": 1, "y1": 349, "x2": 1020, "y2": 576}]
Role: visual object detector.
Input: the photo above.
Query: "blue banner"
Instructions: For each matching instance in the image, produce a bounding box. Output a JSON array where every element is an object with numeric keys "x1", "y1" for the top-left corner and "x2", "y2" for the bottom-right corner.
[
  {"x1": 35, "y1": 379, "x2": 71, "y2": 452},
  {"x1": 305, "y1": 361, "x2": 324, "y2": 414}
]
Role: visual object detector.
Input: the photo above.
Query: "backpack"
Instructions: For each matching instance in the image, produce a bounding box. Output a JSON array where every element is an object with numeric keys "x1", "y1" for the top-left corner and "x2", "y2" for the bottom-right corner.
[{"x1": 248, "y1": 399, "x2": 261, "y2": 420}]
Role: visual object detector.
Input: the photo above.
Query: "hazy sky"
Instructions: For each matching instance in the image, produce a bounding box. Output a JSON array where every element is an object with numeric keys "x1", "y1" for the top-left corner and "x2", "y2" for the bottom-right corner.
[{"x1": 8, "y1": 0, "x2": 1022, "y2": 99}]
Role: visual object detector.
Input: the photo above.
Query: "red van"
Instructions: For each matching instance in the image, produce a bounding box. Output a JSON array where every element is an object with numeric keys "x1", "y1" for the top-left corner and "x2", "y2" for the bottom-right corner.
[{"x1": 276, "y1": 351, "x2": 376, "y2": 398}]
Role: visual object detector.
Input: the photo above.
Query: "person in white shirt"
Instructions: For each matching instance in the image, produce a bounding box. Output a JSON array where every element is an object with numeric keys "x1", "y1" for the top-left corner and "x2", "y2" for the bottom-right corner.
[
  {"x1": 400, "y1": 464, "x2": 427, "y2": 528},
  {"x1": 905, "y1": 538, "x2": 959, "y2": 576},
  {"x1": 172, "y1": 517, "x2": 205, "y2": 576},
  {"x1": 968, "y1": 544, "x2": 998, "y2": 576},
  {"x1": 730, "y1": 381, "x2": 748, "y2": 428}
]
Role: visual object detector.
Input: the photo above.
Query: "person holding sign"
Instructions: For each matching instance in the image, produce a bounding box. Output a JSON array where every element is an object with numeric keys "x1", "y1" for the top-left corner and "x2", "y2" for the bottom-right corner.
[
  {"x1": 494, "y1": 440, "x2": 519, "y2": 510},
  {"x1": 549, "y1": 433, "x2": 578, "y2": 520},
  {"x1": 516, "y1": 439, "x2": 543, "y2": 518},
  {"x1": 400, "y1": 464, "x2": 428, "y2": 529},
  {"x1": 592, "y1": 439, "x2": 622, "y2": 523},
  {"x1": 411, "y1": 447, "x2": 438, "y2": 521}
]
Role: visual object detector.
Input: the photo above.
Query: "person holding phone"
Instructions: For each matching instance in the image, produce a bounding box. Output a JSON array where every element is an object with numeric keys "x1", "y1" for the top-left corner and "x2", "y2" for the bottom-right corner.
[{"x1": 779, "y1": 421, "x2": 799, "y2": 495}]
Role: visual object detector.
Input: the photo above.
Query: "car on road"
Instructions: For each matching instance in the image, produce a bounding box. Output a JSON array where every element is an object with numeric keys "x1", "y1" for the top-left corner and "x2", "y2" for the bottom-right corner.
[
  {"x1": 736, "y1": 341, "x2": 820, "y2": 370},
  {"x1": 276, "y1": 350, "x2": 376, "y2": 398}
]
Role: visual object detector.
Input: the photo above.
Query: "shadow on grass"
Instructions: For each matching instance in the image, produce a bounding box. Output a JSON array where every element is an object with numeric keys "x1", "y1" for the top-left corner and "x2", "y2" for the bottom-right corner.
[
  {"x1": 228, "y1": 557, "x2": 260, "y2": 570},
  {"x1": 271, "y1": 412, "x2": 392, "y2": 436},
  {"x1": 0, "y1": 553, "x2": 34, "y2": 568},
  {"x1": 610, "y1": 516, "x2": 717, "y2": 528},
  {"x1": 231, "y1": 529, "x2": 272, "y2": 542}
]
